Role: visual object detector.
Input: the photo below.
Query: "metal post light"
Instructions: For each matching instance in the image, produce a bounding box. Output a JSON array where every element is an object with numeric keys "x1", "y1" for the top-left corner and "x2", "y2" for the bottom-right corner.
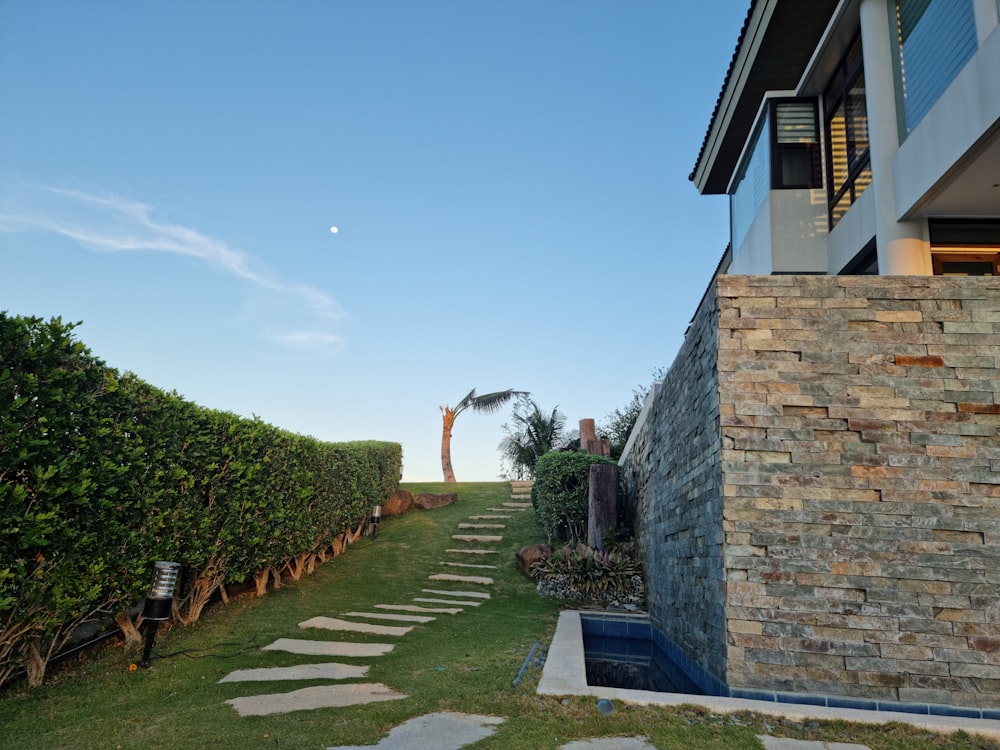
[
  {"x1": 140, "y1": 561, "x2": 180, "y2": 668},
  {"x1": 370, "y1": 504, "x2": 382, "y2": 540}
]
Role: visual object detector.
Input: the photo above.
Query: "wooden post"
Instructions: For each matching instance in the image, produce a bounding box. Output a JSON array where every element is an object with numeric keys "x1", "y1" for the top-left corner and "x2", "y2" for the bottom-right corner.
[
  {"x1": 580, "y1": 418, "x2": 610, "y2": 456},
  {"x1": 588, "y1": 464, "x2": 619, "y2": 550}
]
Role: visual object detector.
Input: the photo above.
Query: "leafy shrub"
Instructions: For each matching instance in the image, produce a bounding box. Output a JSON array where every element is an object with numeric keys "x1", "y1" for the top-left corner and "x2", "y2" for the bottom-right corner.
[
  {"x1": 529, "y1": 542, "x2": 641, "y2": 598},
  {"x1": 0, "y1": 312, "x2": 402, "y2": 686},
  {"x1": 531, "y1": 451, "x2": 616, "y2": 543}
]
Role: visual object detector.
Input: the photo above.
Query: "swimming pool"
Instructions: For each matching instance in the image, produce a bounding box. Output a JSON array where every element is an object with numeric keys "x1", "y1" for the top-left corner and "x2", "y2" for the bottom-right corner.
[{"x1": 581, "y1": 611, "x2": 703, "y2": 694}]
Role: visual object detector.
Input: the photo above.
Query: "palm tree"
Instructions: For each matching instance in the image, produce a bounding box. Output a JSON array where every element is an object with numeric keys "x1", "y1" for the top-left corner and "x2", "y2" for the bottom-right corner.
[
  {"x1": 440, "y1": 388, "x2": 527, "y2": 482},
  {"x1": 499, "y1": 396, "x2": 571, "y2": 479}
]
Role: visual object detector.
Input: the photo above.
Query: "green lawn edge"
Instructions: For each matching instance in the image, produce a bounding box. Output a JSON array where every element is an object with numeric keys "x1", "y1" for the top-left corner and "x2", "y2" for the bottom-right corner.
[{"x1": 0, "y1": 482, "x2": 994, "y2": 750}]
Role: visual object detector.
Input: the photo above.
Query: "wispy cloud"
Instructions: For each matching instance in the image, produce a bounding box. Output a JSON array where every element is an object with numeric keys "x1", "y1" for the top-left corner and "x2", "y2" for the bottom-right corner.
[{"x1": 0, "y1": 176, "x2": 343, "y2": 349}]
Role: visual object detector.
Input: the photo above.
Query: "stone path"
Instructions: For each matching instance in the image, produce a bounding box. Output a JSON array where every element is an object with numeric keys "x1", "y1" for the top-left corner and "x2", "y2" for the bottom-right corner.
[{"x1": 220, "y1": 481, "x2": 515, "y2": 731}]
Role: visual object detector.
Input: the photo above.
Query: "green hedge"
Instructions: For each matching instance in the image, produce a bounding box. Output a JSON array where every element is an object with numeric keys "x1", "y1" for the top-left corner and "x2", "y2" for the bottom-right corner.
[
  {"x1": 531, "y1": 451, "x2": 616, "y2": 544},
  {"x1": 0, "y1": 313, "x2": 401, "y2": 686}
]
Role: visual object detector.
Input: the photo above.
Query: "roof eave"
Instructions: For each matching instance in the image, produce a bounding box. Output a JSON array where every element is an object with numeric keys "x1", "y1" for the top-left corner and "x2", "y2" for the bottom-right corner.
[{"x1": 690, "y1": 0, "x2": 841, "y2": 195}]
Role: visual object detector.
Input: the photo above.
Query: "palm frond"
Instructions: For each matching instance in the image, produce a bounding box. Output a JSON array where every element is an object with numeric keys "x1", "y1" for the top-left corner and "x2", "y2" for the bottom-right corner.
[{"x1": 467, "y1": 388, "x2": 528, "y2": 415}]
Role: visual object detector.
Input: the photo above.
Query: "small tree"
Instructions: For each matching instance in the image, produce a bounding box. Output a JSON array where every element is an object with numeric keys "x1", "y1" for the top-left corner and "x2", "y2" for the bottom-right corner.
[
  {"x1": 439, "y1": 388, "x2": 526, "y2": 482},
  {"x1": 598, "y1": 370, "x2": 664, "y2": 460},
  {"x1": 498, "y1": 396, "x2": 572, "y2": 479}
]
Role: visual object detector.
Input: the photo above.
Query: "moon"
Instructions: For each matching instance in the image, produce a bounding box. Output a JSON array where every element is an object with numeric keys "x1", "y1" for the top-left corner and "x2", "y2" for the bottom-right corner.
[{"x1": 329, "y1": 226, "x2": 339, "y2": 234}]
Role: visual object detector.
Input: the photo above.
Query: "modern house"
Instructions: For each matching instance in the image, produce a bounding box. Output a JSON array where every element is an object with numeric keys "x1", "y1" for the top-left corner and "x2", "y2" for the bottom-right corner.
[
  {"x1": 690, "y1": 0, "x2": 1000, "y2": 277},
  {"x1": 619, "y1": 0, "x2": 1000, "y2": 715}
]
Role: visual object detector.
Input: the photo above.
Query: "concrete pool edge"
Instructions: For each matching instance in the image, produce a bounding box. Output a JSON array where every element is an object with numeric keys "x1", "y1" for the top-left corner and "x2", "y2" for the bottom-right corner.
[{"x1": 537, "y1": 610, "x2": 1000, "y2": 741}]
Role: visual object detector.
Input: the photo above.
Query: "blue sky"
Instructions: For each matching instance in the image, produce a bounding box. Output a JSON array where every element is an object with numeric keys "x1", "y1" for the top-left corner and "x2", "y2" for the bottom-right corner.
[{"x1": 0, "y1": 1, "x2": 745, "y2": 482}]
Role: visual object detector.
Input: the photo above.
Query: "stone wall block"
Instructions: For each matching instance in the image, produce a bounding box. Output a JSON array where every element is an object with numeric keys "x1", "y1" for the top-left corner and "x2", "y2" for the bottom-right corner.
[{"x1": 621, "y1": 276, "x2": 1000, "y2": 708}]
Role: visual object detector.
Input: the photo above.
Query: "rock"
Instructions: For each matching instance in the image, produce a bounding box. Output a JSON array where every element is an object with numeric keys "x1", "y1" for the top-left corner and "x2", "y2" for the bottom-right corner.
[
  {"x1": 382, "y1": 489, "x2": 414, "y2": 518},
  {"x1": 516, "y1": 544, "x2": 553, "y2": 576},
  {"x1": 414, "y1": 492, "x2": 458, "y2": 510}
]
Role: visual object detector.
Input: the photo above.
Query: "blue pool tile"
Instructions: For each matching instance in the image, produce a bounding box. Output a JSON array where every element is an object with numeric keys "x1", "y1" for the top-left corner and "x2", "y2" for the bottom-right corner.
[
  {"x1": 826, "y1": 697, "x2": 879, "y2": 712},
  {"x1": 927, "y1": 703, "x2": 983, "y2": 719},
  {"x1": 878, "y1": 701, "x2": 930, "y2": 715},
  {"x1": 772, "y1": 691, "x2": 826, "y2": 707},
  {"x1": 629, "y1": 622, "x2": 652, "y2": 639},
  {"x1": 730, "y1": 689, "x2": 777, "y2": 703}
]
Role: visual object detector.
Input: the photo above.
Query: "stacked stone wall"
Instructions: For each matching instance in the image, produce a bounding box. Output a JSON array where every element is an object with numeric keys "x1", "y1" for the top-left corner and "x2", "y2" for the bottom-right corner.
[
  {"x1": 622, "y1": 274, "x2": 1000, "y2": 708},
  {"x1": 621, "y1": 284, "x2": 728, "y2": 683}
]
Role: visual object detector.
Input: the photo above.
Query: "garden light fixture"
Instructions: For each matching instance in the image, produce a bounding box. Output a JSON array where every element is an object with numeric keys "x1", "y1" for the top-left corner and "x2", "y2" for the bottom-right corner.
[
  {"x1": 370, "y1": 504, "x2": 382, "y2": 540},
  {"x1": 140, "y1": 561, "x2": 180, "y2": 668}
]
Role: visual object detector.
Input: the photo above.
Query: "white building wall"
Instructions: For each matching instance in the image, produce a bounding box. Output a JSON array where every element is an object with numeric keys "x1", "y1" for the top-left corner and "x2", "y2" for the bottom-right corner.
[{"x1": 827, "y1": 186, "x2": 877, "y2": 273}]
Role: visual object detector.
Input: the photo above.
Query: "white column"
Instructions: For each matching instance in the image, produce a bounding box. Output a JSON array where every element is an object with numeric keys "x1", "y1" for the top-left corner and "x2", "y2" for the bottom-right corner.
[
  {"x1": 859, "y1": 0, "x2": 931, "y2": 274},
  {"x1": 973, "y1": 0, "x2": 999, "y2": 45}
]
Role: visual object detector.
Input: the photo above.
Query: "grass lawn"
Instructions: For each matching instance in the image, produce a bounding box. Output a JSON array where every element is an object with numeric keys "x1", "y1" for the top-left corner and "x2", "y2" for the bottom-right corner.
[{"x1": 1, "y1": 482, "x2": 996, "y2": 749}]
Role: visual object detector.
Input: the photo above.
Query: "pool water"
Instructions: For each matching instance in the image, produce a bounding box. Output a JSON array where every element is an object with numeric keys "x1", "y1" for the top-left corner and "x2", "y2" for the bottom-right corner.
[{"x1": 581, "y1": 613, "x2": 704, "y2": 695}]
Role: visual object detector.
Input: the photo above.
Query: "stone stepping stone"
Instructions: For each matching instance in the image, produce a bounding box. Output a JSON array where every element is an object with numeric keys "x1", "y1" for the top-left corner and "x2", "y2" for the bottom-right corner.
[
  {"x1": 414, "y1": 597, "x2": 482, "y2": 607},
  {"x1": 326, "y1": 711, "x2": 505, "y2": 750},
  {"x1": 219, "y1": 662, "x2": 368, "y2": 683},
  {"x1": 343, "y1": 611, "x2": 435, "y2": 623},
  {"x1": 422, "y1": 588, "x2": 490, "y2": 600},
  {"x1": 446, "y1": 548, "x2": 498, "y2": 555},
  {"x1": 458, "y1": 523, "x2": 505, "y2": 529},
  {"x1": 560, "y1": 739, "x2": 657, "y2": 750},
  {"x1": 226, "y1": 683, "x2": 405, "y2": 716},
  {"x1": 467, "y1": 514, "x2": 512, "y2": 520},
  {"x1": 440, "y1": 561, "x2": 497, "y2": 570},
  {"x1": 263, "y1": 638, "x2": 394, "y2": 657},
  {"x1": 503, "y1": 502, "x2": 532, "y2": 508},
  {"x1": 376, "y1": 604, "x2": 461, "y2": 614},
  {"x1": 487, "y1": 507, "x2": 525, "y2": 512},
  {"x1": 451, "y1": 534, "x2": 502, "y2": 543},
  {"x1": 300, "y1": 616, "x2": 413, "y2": 637},
  {"x1": 428, "y1": 573, "x2": 494, "y2": 585}
]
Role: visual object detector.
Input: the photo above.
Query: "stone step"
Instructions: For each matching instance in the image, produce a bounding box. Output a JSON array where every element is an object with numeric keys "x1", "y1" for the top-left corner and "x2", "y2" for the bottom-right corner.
[
  {"x1": 467, "y1": 515, "x2": 512, "y2": 520},
  {"x1": 451, "y1": 534, "x2": 503, "y2": 543},
  {"x1": 503, "y1": 502, "x2": 532, "y2": 508},
  {"x1": 422, "y1": 588, "x2": 490, "y2": 600},
  {"x1": 299, "y1": 616, "x2": 413, "y2": 637},
  {"x1": 440, "y1": 561, "x2": 498, "y2": 569},
  {"x1": 342, "y1": 611, "x2": 436, "y2": 623},
  {"x1": 428, "y1": 573, "x2": 493, "y2": 585},
  {"x1": 458, "y1": 523, "x2": 505, "y2": 529},
  {"x1": 488, "y1": 506, "x2": 526, "y2": 512},
  {"x1": 219, "y1": 662, "x2": 369, "y2": 683},
  {"x1": 376, "y1": 604, "x2": 462, "y2": 615},
  {"x1": 226, "y1": 683, "x2": 405, "y2": 717},
  {"x1": 325, "y1": 711, "x2": 504, "y2": 750},
  {"x1": 262, "y1": 638, "x2": 394, "y2": 657},
  {"x1": 445, "y1": 548, "x2": 498, "y2": 555},
  {"x1": 413, "y1": 597, "x2": 482, "y2": 607}
]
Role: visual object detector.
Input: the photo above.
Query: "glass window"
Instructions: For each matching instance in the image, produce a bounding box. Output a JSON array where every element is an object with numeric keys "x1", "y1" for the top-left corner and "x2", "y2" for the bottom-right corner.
[
  {"x1": 930, "y1": 220, "x2": 1000, "y2": 275},
  {"x1": 824, "y1": 35, "x2": 871, "y2": 229},
  {"x1": 772, "y1": 101, "x2": 821, "y2": 189},
  {"x1": 895, "y1": 0, "x2": 978, "y2": 134},
  {"x1": 730, "y1": 113, "x2": 770, "y2": 251},
  {"x1": 932, "y1": 253, "x2": 999, "y2": 275}
]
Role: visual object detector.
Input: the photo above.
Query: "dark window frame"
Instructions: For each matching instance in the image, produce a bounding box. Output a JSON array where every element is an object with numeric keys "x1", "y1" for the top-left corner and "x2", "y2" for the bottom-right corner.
[
  {"x1": 824, "y1": 33, "x2": 871, "y2": 229},
  {"x1": 768, "y1": 98, "x2": 822, "y2": 190}
]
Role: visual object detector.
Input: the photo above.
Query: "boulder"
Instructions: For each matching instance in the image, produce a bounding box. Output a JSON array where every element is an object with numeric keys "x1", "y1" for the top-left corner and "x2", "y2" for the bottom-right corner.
[
  {"x1": 516, "y1": 543, "x2": 553, "y2": 576},
  {"x1": 414, "y1": 492, "x2": 458, "y2": 510},
  {"x1": 382, "y1": 489, "x2": 414, "y2": 518}
]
